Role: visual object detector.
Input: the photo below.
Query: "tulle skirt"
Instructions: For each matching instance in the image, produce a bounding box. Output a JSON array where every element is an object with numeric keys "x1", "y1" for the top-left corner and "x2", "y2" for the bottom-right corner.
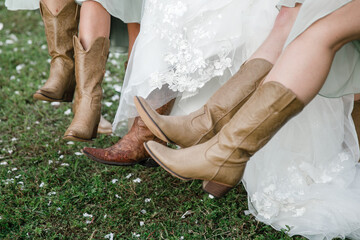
[
  {"x1": 5, "y1": 0, "x2": 143, "y2": 23},
  {"x1": 243, "y1": 94, "x2": 360, "y2": 240}
]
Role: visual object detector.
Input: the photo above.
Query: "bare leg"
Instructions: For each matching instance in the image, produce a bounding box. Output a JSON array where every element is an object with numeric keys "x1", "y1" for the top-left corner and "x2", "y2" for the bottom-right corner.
[
  {"x1": 127, "y1": 23, "x2": 140, "y2": 60},
  {"x1": 264, "y1": 0, "x2": 360, "y2": 104},
  {"x1": 249, "y1": 4, "x2": 302, "y2": 64},
  {"x1": 78, "y1": 1, "x2": 111, "y2": 50},
  {"x1": 42, "y1": 0, "x2": 73, "y2": 15}
]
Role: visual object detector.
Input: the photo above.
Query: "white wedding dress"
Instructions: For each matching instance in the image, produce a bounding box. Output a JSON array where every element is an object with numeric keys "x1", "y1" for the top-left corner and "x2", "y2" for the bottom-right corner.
[
  {"x1": 5, "y1": 0, "x2": 143, "y2": 23},
  {"x1": 114, "y1": 0, "x2": 360, "y2": 239}
]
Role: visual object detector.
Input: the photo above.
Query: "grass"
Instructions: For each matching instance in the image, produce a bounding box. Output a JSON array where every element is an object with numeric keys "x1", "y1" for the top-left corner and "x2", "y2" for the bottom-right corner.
[{"x1": 0, "y1": 1, "x2": 308, "y2": 239}]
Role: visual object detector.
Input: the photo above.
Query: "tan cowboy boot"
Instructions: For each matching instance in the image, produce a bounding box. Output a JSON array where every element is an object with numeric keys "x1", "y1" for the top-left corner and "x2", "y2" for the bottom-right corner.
[
  {"x1": 144, "y1": 82, "x2": 304, "y2": 197},
  {"x1": 134, "y1": 58, "x2": 272, "y2": 148},
  {"x1": 33, "y1": 0, "x2": 79, "y2": 102},
  {"x1": 82, "y1": 100, "x2": 175, "y2": 166},
  {"x1": 63, "y1": 36, "x2": 110, "y2": 142},
  {"x1": 352, "y1": 100, "x2": 360, "y2": 152}
]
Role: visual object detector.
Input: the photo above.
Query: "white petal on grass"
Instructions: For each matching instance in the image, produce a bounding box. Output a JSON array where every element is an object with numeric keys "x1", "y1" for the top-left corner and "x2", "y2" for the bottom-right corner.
[
  {"x1": 15, "y1": 175, "x2": 21, "y2": 179},
  {"x1": 27, "y1": 39, "x2": 32, "y2": 45},
  {"x1": 125, "y1": 173, "x2": 133, "y2": 179},
  {"x1": 132, "y1": 233, "x2": 140, "y2": 238},
  {"x1": 17, "y1": 181, "x2": 24, "y2": 185},
  {"x1": 14, "y1": 91, "x2": 20, "y2": 95},
  {"x1": 8, "y1": 149, "x2": 13, "y2": 154},
  {"x1": 48, "y1": 200, "x2": 52, "y2": 206},
  {"x1": 60, "y1": 163, "x2": 69, "y2": 167},
  {"x1": 67, "y1": 141, "x2": 74, "y2": 145},
  {"x1": 16, "y1": 64, "x2": 25, "y2": 72},
  {"x1": 39, "y1": 182, "x2": 45, "y2": 188},
  {"x1": 111, "y1": 179, "x2": 118, "y2": 184},
  {"x1": 35, "y1": 121, "x2": 40, "y2": 125},
  {"x1": 85, "y1": 220, "x2": 92, "y2": 224},
  {"x1": 83, "y1": 213, "x2": 93, "y2": 218},
  {"x1": 113, "y1": 84, "x2": 122, "y2": 92},
  {"x1": 50, "y1": 102, "x2": 60, "y2": 107},
  {"x1": 47, "y1": 191, "x2": 56, "y2": 196},
  {"x1": 9, "y1": 33, "x2": 18, "y2": 42},
  {"x1": 181, "y1": 210, "x2": 194, "y2": 219},
  {"x1": 11, "y1": 137, "x2": 17, "y2": 142},
  {"x1": 103, "y1": 214, "x2": 107, "y2": 219},
  {"x1": 5, "y1": 39, "x2": 14, "y2": 45},
  {"x1": 0, "y1": 216, "x2": 2, "y2": 220},
  {"x1": 133, "y1": 178, "x2": 141, "y2": 183},
  {"x1": 115, "y1": 194, "x2": 121, "y2": 199},
  {"x1": 48, "y1": 160, "x2": 53, "y2": 165},
  {"x1": 26, "y1": 127, "x2": 31, "y2": 130},
  {"x1": 145, "y1": 198, "x2": 151, "y2": 203},
  {"x1": 140, "y1": 209, "x2": 146, "y2": 214},
  {"x1": 11, "y1": 168, "x2": 17, "y2": 171},
  {"x1": 59, "y1": 155, "x2": 64, "y2": 159},
  {"x1": 75, "y1": 152, "x2": 82, "y2": 156},
  {"x1": 64, "y1": 109, "x2": 71, "y2": 115},
  {"x1": 41, "y1": 44, "x2": 47, "y2": 50},
  {"x1": 104, "y1": 233, "x2": 114, "y2": 240},
  {"x1": 57, "y1": 207, "x2": 61, "y2": 211},
  {"x1": 0, "y1": 23, "x2": 3, "y2": 31},
  {"x1": 111, "y1": 95, "x2": 120, "y2": 101},
  {"x1": 0, "y1": 162, "x2": 8, "y2": 165},
  {"x1": 104, "y1": 102, "x2": 112, "y2": 107},
  {"x1": 47, "y1": 58, "x2": 51, "y2": 64},
  {"x1": 139, "y1": 221, "x2": 145, "y2": 226},
  {"x1": 208, "y1": 194, "x2": 215, "y2": 199}
]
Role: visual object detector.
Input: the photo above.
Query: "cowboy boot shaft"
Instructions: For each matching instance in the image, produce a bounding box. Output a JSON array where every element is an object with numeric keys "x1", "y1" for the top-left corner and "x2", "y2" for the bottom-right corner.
[
  {"x1": 40, "y1": 0, "x2": 79, "y2": 59},
  {"x1": 136, "y1": 58, "x2": 273, "y2": 148},
  {"x1": 73, "y1": 36, "x2": 109, "y2": 95},
  {"x1": 63, "y1": 36, "x2": 110, "y2": 141},
  {"x1": 206, "y1": 82, "x2": 304, "y2": 185},
  {"x1": 35, "y1": 0, "x2": 79, "y2": 101}
]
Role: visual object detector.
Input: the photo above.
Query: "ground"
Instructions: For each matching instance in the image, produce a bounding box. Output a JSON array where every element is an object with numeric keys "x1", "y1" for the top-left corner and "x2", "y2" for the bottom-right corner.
[{"x1": 0, "y1": 1, "x2": 309, "y2": 239}]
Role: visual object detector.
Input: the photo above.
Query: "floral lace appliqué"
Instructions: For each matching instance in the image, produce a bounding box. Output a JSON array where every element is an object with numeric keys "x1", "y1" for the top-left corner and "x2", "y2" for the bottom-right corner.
[{"x1": 143, "y1": 0, "x2": 233, "y2": 93}]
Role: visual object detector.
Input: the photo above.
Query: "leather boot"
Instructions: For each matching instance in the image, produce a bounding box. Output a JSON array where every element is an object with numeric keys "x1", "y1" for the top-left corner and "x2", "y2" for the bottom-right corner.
[
  {"x1": 134, "y1": 58, "x2": 273, "y2": 148},
  {"x1": 144, "y1": 82, "x2": 304, "y2": 197},
  {"x1": 352, "y1": 100, "x2": 360, "y2": 152},
  {"x1": 33, "y1": 0, "x2": 79, "y2": 102},
  {"x1": 82, "y1": 99, "x2": 175, "y2": 166},
  {"x1": 63, "y1": 36, "x2": 110, "y2": 142}
]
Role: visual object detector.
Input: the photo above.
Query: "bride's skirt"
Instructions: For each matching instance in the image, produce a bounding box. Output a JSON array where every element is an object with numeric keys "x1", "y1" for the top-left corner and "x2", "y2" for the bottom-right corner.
[
  {"x1": 112, "y1": 0, "x2": 279, "y2": 134},
  {"x1": 243, "y1": 94, "x2": 360, "y2": 240},
  {"x1": 5, "y1": 0, "x2": 143, "y2": 23}
]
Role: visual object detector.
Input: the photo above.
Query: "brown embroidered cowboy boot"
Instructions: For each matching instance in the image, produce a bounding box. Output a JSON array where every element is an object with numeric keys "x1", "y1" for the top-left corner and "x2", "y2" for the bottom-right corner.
[
  {"x1": 352, "y1": 100, "x2": 360, "y2": 152},
  {"x1": 82, "y1": 99, "x2": 175, "y2": 166},
  {"x1": 63, "y1": 36, "x2": 110, "y2": 142},
  {"x1": 144, "y1": 82, "x2": 304, "y2": 197},
  {"x1": 134, "y1": 58, "x2": 273, "y2": 148},
  {"x1": 33, "y1": 0, "x2": 79, "y2": 102}
]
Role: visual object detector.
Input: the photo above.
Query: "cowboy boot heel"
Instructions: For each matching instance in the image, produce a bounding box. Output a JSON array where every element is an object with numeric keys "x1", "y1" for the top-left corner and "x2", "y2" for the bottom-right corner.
[{"x1": 202, "y1": 181, "x2": 233, "y2": 198}]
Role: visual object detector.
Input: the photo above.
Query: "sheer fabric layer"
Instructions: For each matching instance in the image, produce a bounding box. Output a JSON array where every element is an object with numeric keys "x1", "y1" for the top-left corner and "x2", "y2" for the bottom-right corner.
[{"x1": 5, "y1": 0, "x2": 143, "y2": 23}]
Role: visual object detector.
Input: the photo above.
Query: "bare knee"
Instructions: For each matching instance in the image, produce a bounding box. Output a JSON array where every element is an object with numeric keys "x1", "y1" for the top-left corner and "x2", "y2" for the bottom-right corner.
[{"x1": 272, "y1": 4, "x2": 302, "y2": 34}]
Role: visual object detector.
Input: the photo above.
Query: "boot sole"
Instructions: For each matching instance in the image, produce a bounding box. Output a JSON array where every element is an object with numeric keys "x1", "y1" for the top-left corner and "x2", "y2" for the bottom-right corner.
[
  {"x1": 134, "y1": 96, "x2": 174, "y2": 145},
  {"x1": 81, "y1": 149, "x2": 158, "y2": 167},
  {"x1": 63, "y1": 135, "x2": 93, "y2": 142},
  {"x1": 33, "y1": 92, "x2": 72, "y2": 102}
]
